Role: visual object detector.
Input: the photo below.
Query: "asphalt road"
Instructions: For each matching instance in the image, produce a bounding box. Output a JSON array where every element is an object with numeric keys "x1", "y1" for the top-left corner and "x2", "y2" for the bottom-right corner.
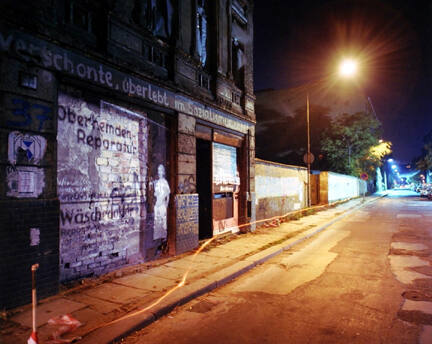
[{"x1": 120, "y1": 190, "x2": 432, "y2": 344}]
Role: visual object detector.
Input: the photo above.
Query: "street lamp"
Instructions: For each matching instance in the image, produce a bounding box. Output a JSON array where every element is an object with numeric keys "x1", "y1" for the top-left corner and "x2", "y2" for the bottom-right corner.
[
  {"x1": 339, "y1": 58, "x2": 358, "y2": 77},
  {"x1": 305, "y1": 58, "x2": 358, "y2": 207}
]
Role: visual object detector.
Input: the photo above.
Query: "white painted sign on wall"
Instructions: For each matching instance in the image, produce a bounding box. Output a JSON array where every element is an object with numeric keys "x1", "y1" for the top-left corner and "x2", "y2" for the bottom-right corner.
[
  {"x1": 8, "y1": 131, "x2": 47, "y2": 165},
  {"x1": 6, "y1": 131, "x2": 47, "y2": 198},
  {"x1": 57, "y1": 90, "x2": 148, "y2": 280}
]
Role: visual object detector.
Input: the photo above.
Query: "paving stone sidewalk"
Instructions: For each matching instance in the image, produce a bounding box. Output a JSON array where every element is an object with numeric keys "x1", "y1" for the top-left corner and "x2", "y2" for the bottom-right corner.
[{"x1": 0, "y1": 194, "x2": 385, "y2": 344}]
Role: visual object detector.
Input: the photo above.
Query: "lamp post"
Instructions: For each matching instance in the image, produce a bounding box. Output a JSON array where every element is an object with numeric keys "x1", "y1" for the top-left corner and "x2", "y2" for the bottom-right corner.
[
  {"x1": 306, "y1": 93, "x2": 311, "y2": 207},
  {"x1": 305, "y1": 58, "x2": 358, "y2": 207}
]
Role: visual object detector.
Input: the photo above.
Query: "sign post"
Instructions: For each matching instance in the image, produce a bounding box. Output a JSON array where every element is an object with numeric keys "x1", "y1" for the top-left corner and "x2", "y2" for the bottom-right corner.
[
  {"x1": 28, "y1": 263, "x2": 39, "y2": 344},
  {"x1": 360, "y1": 172, "x2": 368, "y2": 201}
]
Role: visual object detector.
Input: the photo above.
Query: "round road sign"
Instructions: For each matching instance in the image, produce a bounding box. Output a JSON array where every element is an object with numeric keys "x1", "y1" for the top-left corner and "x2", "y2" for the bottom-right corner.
[{"x1": 303, "y1": 152, "x2": 315, "y2": 164}]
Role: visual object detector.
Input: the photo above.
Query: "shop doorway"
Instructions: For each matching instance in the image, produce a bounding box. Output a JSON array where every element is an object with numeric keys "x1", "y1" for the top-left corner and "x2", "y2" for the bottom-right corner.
[{"x1": 196, "y1": 139, "x2": 213, "y2": 239}]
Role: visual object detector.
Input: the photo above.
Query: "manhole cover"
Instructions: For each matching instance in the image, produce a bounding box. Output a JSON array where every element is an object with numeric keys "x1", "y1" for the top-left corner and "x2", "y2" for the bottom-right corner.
[{"x1": 187, "y1": 300, "x2": 217, "y2": 313}]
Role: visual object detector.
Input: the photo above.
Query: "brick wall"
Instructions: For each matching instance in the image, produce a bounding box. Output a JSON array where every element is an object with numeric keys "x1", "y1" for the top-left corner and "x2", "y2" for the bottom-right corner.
[{"x1": 57, "y1": 87, "x2": 148, "y2": 281}]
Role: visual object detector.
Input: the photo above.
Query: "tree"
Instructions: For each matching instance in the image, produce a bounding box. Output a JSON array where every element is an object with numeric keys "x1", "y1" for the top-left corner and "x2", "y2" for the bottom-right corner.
[
  {"x1": 321, "y1": 112, "x2": 391, "y2": 177},
  {"x1": 416, "y1": 130, "x2": 432, "y2": 174},
  {"x1": 361, "y1": 140, "x2": 392, "y2": 177},
  {"x1": 256, "y1": 104, "x2": 331, "y2": 168}
]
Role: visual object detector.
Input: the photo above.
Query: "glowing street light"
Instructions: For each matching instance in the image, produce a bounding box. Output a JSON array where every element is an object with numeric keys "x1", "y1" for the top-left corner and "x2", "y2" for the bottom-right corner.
[
  {"x1": 338, "y1": 58, "x2": 358, "y2": 78},
  {"x1": 305, "y1": 57, "x2": 359, "y2": 206}
]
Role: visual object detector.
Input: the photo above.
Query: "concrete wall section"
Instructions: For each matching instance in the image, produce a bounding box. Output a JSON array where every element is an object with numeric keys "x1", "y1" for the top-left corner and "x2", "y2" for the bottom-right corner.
[
  {"x1": 255, "y1": 159, "x2": 307, "y2": 221},
  {"x1": 327, "y1": 172, "x2": 367, "y2": 202}
]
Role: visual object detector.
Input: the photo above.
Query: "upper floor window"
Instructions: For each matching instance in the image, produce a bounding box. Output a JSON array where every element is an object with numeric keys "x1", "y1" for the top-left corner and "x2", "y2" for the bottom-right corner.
[
  {"x1": 65, "y1": 0, "x2": 94, "y2": 33},
  {"x1": 232, "y1": 0, "x2": 247, "y2": 27},
  {"x1": 232, "y1": 37, "x2": 245, "y2": 87},
  {"x1": 132, "y1": 0, "x2": 174, "y2": 40}
]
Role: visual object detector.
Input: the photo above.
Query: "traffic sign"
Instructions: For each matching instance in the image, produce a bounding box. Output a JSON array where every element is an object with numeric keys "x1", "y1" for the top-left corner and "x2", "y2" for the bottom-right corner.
[{"x1": 303, "y1": 152, "x2": 315, "y2": 164}]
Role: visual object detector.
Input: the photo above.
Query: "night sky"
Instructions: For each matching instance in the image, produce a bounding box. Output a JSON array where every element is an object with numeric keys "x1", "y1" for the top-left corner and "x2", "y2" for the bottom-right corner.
[{"x1": 253, "y1": 0, "x2": 432, "y2": 163}]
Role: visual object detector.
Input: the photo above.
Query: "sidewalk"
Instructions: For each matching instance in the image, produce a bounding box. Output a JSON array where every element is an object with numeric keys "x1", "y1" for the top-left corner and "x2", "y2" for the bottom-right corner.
[{"x1": 1, "y1": 194, "x2": 385, "y2": 344}]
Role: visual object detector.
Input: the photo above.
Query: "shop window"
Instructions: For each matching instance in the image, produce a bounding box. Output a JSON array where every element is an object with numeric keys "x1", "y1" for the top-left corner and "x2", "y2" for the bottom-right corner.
[{"x1": 213, "y1": 142, "x2": 240, "y2": 192}]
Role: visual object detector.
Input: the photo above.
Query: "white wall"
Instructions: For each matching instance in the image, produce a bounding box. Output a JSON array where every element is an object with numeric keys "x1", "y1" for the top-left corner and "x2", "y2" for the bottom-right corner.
[
  {"x1": 328, "y1": 172, "x2": 366, "y2": 202},
  {"x1": 255, "y1": 159, "x2": 307, "y2": 219}
]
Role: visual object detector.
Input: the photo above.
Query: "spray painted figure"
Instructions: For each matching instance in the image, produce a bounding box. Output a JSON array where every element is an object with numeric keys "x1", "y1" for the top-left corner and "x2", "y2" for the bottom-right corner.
[{"x1": 153, "y1": 164, "x2": 170, "y2": 240}]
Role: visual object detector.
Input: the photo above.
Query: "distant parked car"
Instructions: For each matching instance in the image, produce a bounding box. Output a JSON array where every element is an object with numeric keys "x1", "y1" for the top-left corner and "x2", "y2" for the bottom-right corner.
[{"x1": 419, "y1": 184, "x2": 432, "y2": 197}]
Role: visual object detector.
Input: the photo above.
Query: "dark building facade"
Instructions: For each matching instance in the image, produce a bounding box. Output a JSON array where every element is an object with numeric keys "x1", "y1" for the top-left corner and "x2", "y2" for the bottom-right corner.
[{"x1": 0, "y1": 0, "x2": 255, "y2": 309}]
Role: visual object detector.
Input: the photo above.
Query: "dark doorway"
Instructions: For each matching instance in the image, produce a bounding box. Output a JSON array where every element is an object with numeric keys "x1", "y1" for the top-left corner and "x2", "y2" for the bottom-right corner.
[{"x1": 196, "y1": 139, "x2": 212, "y2": 239}]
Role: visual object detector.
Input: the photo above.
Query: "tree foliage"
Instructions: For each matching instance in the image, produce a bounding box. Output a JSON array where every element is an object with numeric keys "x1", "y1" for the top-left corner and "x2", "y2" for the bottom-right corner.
[
  {"x1": 321, "y1": 112, "x2": 391, "y2": 176},
  {"x1": 415, "y1": 130, "x2": 432, "y2": 172}
]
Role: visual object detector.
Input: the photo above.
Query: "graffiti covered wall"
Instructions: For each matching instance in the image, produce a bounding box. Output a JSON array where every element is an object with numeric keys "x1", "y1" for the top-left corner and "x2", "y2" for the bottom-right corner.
[
  {"x1": 57, "y1": 89, "x2": 151, "y2": 281},
  {"x1": 255, "y1": 159, "x2": 307, "y2": 221}
]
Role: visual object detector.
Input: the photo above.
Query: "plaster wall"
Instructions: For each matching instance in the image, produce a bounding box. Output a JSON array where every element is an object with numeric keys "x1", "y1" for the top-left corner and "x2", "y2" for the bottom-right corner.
[
  {"x1": 255, "y1": 159, "x2": 307, "y2": 221},
  {"x1": 327, "y1": 172, "x2": 367, "y2": 202}
]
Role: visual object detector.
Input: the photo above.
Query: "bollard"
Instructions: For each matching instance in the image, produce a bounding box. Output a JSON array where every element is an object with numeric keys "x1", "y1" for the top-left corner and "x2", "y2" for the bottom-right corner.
[{"x1": 28, "y1": 263, "x2": 39, "y2": 344}]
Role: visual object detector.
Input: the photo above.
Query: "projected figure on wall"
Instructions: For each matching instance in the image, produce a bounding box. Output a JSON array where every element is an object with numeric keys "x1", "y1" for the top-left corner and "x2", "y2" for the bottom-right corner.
[
  {"x1": 196, "y1": 0, "x2": 207, "y2": 66},
  {"x1": 153, "y1": 164, "x2": 170, "y2": 240}
]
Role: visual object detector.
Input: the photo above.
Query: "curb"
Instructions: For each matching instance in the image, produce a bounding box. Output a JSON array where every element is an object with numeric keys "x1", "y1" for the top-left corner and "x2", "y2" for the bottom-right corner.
[{"x1": 82, "y1": 194, "x2": 386, "y2": 343}]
